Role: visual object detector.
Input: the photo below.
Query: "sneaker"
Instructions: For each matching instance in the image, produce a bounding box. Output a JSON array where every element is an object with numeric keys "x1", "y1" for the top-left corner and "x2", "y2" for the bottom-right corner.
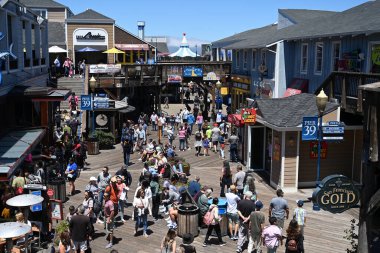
[
  {"x1": 165, "y1": 216, "x2": 171, "y2": 221},
  {"x1": 121, "y1": 218, "x2": 126, "y2": 223},
  {"x1": 138, "y1": 158, "x2": 142, "y2": 161},
  {"x1": 230, "y1": 236, "x2": 234, "y2": 240},
  {"x1": 143, "y1": 232, "x2": 148, "y2": 238},
  {"x1": 203, "y1": 242, "x2": 208, "y2": 247},
  {"x1": 236, "y1": 249, "x2": 242, "y2": 253},
  {"x1": 105, "y1": 243, "x2": 113, "y2": 249},
  {"x1": 219, "y1": 241, "x2": 227, "y2": 246},
  {"x1": 171, "y1": 222, "x2": 177, "y2": 229},
  {"x1": 234, "y1": 236, "x2": 239, "y2": 240},
  {"x1": 97, "y1": 219, "x2": 104, "y2": 224}
]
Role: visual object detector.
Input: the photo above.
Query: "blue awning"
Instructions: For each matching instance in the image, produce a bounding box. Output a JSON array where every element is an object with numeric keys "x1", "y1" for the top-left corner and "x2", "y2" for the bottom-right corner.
[{"x1": 0, "y1": 128, "x2": 46, "y2": 179}]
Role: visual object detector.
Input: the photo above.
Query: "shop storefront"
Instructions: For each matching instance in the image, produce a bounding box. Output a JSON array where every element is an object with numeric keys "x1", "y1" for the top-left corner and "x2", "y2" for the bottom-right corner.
[
  {"x1": 231, "y1": 75, "x2": 251, "y2": 113},
  {"x1": 245, "y1": 93, "x2": 363, "y2": 192}
]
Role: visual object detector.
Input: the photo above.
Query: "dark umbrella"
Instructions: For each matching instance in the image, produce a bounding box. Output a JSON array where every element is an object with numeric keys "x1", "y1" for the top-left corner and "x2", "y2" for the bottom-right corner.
[{"x1": 76, "y1": 47, "x2": 99, "y2": 64}]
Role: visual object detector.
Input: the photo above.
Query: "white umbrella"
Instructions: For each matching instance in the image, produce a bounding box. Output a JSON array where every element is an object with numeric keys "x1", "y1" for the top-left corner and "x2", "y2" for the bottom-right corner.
[{"x1": 49, "y1": 46, "x2": 67, "y2": 53}]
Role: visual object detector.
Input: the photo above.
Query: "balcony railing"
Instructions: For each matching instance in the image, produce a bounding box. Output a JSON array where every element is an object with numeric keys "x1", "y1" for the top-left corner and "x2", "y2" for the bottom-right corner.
[{"x1": 316, "y1": 71, "x2": 380, "y2": 114}]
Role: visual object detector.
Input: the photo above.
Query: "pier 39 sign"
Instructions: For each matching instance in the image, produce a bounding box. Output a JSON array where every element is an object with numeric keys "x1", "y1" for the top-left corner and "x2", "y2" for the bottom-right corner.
[{"x1": 313, "y1": 174, "x2": 360, "y2": 213}]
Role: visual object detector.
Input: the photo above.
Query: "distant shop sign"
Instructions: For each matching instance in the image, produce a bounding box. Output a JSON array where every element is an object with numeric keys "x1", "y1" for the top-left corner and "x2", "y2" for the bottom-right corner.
[
  {"x1": 73, "y1": 28, "x2": 108, "y2": 45},
  {"x1": 183, "y1": 66, "x2": 203, "y2": 77},
  {"x1": 313, "y1": 174, "x2": 360, "y2": 213},
  {"x1": 241, "y1": 108, "x2": 256, "y2": 124},
  {"x1": 322, "y1": 121, "x2": 345, "y2": 141},
  {"x1": 89, "y1": 64, "x2": 121, "y2": 74},
  {"x1": 302, "y1": 116, "x2": 318, "y2": 141},
  {"x1": 203, "y1": 72, "x2": 219, "y2": 81},
  {"x1": 310, "y1": 141, "x2": 327, "y2": 159},
  {"x1": 167, "y1": 74, "x2": 182, "y2": 83},
  {"x1": 93, "y1": 96, "x2": 109, "y2": 109}
]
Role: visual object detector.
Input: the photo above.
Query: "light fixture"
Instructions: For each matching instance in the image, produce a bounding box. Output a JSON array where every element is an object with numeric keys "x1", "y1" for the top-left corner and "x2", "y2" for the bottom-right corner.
[
  {"x1": 316, "y1": 89, "x2": 328, "y2": 115},
  {"x1": 216, "y1": 80, "x2": 222, "y2": 89},
  {"x1": 89, "y1": 76, "x2": 97, "y2": 92}
]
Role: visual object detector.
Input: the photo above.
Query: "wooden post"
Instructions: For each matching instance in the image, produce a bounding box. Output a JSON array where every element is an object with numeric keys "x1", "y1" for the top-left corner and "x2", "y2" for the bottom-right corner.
[
  {"x1": 130, "y1": 50, "x2": 133, "y2": 63},
  {"x1": 357, "y1": 77, "x2": 364, "y2": 113}
]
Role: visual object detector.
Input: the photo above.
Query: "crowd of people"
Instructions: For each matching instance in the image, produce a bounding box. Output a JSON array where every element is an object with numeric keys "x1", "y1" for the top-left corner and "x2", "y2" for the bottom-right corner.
[{"x1": 52, "y1": 56, "x2": 86, "y2": 78}]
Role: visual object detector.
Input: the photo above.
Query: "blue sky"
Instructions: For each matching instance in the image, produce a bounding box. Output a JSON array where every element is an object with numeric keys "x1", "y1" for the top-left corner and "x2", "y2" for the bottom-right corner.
[{"x1": 58, "y1": 0, "x2": 368, "y2": 44}]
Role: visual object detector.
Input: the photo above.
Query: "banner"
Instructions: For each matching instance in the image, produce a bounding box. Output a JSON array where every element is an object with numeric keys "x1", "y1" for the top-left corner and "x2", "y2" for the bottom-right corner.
[
  {"x1": 183, "y1": 66, "x2": 203, "y2": 77},
  {"x1": 89, "y1": 64, "x2": 121, "y2": 74}
]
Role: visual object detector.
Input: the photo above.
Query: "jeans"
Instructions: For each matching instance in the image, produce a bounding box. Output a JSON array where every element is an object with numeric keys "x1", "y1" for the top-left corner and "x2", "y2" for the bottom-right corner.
[
  {"x1": 152, "y1": 123, "x2": 157, "y2": 131},
  {"x1": 179, "y1": 139, "x2": 185, "y2": 150},
  {"x1": 204, "y1": 223, "x2": 223, "y2": 244},
  {"x1": 189, "y1": 124, "x2": 193, "y2": 135},
  {"x1": 248, "y1": 233, "x2": 262, "y2": 253},
  {"x1": 220, "y1": 149, "x2": 225, "y2": 158},
  {"x1": 267, "y1": 246, "x2": 278, "y2": 253},
  {"x1": 230, "y1": 145, "x2": 238, "y2": 162},
  {"x1": 123, "y1": 149, "x2": 130, "y2": 165},
  {"x1": 98, "y1": 189, "x2": 105, "y2": 206},
  {"x1": 152, "y1": 195, "x2": 159, "y2": 219},
  {"x1": 198, "y1": 123, "x2": 202, "y2": 132},
  {"x1": 118, "y1": 199, "x2": 125, "y2": 219},
  {"x1": 135, "y1": 214, "x2": 148, "y2": 233}
]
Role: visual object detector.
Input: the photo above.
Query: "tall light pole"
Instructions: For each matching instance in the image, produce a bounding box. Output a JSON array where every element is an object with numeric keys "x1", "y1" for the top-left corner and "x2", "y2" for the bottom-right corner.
[
  {"x1": 216, "y1": 80, "x2": 222, "y2": 110},
  {"x1": 313, "y1": 88, "x2": 328, "y2": 211},
  {"x1": 89, "y1": 76, "x2": 97, "y2": 137}
]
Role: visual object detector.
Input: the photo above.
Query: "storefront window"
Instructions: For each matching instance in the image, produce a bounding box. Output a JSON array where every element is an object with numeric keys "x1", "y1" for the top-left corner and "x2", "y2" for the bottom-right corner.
[
  {"x1": 370, "y1": 43, "x2": 380, "y2": 73},
  {"x1": 243, "y1": 50, "x2": 248, "y2": 69},
  {"x1": 236, "y1": 50, "x2": 240, "y2": 68},
  {"x1": 301, "y1": 43, "x2": 308, "y2": 74}
]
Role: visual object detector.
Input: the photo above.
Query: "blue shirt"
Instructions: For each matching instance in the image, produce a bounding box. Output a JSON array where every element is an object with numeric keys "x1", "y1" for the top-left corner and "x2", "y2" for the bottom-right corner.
[
  {"x1": 67, "y1": 162, "x2": 77, "y2": 177},
  {"x1": 166, "y1": 148, "x2": 175, "y2": 158},
  {"x1": 187, "y1": 114, "x2": 195, "y2": 124},
  {"x1": 188, "y1": 180, "x2": 201, "y2": 197}
]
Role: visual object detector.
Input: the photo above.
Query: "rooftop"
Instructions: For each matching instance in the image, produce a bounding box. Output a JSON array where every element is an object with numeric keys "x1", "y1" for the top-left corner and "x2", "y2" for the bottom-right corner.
[{"x1": 67, "y1": 8, "x2": 114, "y2": 24}]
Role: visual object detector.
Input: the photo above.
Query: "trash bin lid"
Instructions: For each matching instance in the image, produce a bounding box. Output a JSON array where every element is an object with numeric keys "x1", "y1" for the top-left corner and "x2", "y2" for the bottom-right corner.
[{"x1": 178, "y1": 203, "x2": 199, "y2": 215}]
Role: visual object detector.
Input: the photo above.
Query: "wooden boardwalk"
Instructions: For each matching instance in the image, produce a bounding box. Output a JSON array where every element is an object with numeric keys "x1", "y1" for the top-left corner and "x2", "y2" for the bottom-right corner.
[{"x1": 57, "y1": 127, "x2": 358, "y2": 253}]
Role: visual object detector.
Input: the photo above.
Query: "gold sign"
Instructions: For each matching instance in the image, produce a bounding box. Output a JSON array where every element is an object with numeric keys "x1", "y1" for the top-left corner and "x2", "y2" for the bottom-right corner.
[{"x1": 220, "y1": 87, "x2": 228, "y2": 95}]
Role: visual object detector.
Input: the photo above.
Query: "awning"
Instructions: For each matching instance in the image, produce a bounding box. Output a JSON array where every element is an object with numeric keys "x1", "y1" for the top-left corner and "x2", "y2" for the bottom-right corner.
[
  {"x1": 228, "y1": 114, "x2": 244, "y2": 127},
  {"x1": 0, "y1": 128, "x2": 46, "y2": 179},
  {"x1": 10, "y1": 86, "x2": 71, "y2": 101},
  {"x1": 119, "y1": 105, "x2": 136, "y2": 114},
  {"x1": 368, "y1": 188, "x2": 380, "y2": 214},
  {"x1": 115, "y1": 44, "x2": 150, "y2": 51},
  {"x1": 49, "y1": 45, "x2": 67, "y2": 53}
]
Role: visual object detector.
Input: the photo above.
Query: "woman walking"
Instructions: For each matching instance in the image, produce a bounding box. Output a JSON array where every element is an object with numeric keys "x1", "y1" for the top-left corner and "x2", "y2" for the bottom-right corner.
[
  {"x1": 178, "y1": 126, "x2": 186, "y2": 151},
  {"x1": 59, "y1": 231, "x2": 74, "y2": 253},
  {"x1": 133, "y1": 189, "x2": 149, "y2": 237},
  {"x1": 160, "y1": 229, "x2": 177, "y2": 253},
  {"x1": 196, "y1": 112, "x2": 203, "y2": 132},
  {"x1": 203, "y1": 197, "x2": 226, "y2": 247},
  {"x1": 194, "y1": 130, "x2": 203, "y2": 156},
  {"x1": 202, "y1": 136, "x2": 210, "y2": 156},
  {"x1": 116, "y1": 175, "x2": 128, "y2": 222},
  {"x1": 285, "y1": 219, "x2": 304, "y2": 253},
  {"x1": 220, "y1": 161, "x2": 232, "y2": 197}
]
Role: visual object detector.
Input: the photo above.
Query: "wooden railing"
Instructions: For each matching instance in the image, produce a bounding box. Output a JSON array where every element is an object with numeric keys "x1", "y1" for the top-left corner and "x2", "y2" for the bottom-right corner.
[{"x1": 315, "y1": 71, "x2": 380, "y2": 114}]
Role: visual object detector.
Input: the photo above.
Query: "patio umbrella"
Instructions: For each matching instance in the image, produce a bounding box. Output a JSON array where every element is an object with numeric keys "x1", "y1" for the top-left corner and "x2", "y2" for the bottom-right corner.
[
  {"x1": 49, "y1": 45, "x2": 67, "y2": 53},
  {"x1": 76, "y1": 47, "x2": 99, "y2": 52},
  {"x1": 102, "y1": 47, "x2": 125, "y2": 54}
]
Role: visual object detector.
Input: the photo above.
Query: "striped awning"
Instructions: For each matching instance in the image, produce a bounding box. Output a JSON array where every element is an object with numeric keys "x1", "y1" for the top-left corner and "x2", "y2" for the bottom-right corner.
[{"x1": 115, "y1": 44, "x2": 150, "y2": 51}]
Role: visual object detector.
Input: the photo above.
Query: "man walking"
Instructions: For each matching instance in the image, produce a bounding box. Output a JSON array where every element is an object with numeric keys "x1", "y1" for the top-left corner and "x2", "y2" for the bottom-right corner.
[
  {"x1": 97, "y1": 166, "x2": 111, "y2": 223},
  {"x1": 233, "y1": 165, "x2": 246, "y2": 197},
  {"x1": 229, "y1": 131, "x2": 239, "y2": 162},
  {"x1": 236, "y1": 191, "x2": 255, "y2": 253},
  {"x1": 225, "y1": 185, "x2": 240, "y2": 240},
  {"x1": 269, "y1": 189, "x2": 289, "y2": 230},
  {"x1": 69, "y1": 206, "x2": 93, "y2": 253},
  {"x1": 150, "y1": 112, "x2": 158, "y2": 131},
  {"x1": 248, "y1": 200, "x2": 265, "y2": 253}
]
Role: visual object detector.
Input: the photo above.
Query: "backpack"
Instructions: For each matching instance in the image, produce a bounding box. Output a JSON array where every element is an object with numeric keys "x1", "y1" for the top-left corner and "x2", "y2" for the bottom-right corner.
[
  {"x1": 93, "y1": 198, "x2": 102, "y2": 214},
  {"x1": 203, "y1": 206, "x2": 215, "y2": 225},
  {"x1": 287, "y1": 239, "x2": 298, "y2": 251}
]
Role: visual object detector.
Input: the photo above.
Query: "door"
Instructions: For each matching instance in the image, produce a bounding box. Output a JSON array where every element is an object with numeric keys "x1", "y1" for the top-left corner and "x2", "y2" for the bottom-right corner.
[{"x1": 250, "y1": 126, "x2": 265, "y2": 170}]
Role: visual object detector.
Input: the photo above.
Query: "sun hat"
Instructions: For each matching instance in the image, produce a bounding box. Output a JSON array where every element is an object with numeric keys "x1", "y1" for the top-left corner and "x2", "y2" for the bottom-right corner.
[
  {"x1": 89, "y1": 176, "x2": 97, "y2": 181},
  {"x1": 110, "y1": 176, "x2": 117, "y2": 183}
]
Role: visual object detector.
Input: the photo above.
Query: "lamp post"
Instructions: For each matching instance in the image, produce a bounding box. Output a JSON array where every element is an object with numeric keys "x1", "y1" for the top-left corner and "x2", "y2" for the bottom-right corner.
[
  {"x1": 216, "y1": 80, "x2": 222, "y2": 110},
  {"x1": 89, "y1": 76, "x2": 97, "y2": 137},
  {"x1": 314, "y1": 88, "x2": 328, "y2": 211}
]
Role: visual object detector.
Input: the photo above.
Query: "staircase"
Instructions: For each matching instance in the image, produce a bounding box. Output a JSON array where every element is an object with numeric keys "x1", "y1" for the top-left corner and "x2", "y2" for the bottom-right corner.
[{"x1": 57, "y1": 77, "x2": 85, "y2": 111}]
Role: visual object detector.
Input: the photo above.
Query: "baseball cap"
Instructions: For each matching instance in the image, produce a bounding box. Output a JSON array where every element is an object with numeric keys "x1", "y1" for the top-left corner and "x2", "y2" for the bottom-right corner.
[
  {"x1": 255, "y1": 200, "x2": 263, "y2": 210},
  {"x1": 297, "y1": 200, "x2": 304, "y2": 207},
  {"x1": 89, "y1": 176, "x2": 97, "y2": 181}
]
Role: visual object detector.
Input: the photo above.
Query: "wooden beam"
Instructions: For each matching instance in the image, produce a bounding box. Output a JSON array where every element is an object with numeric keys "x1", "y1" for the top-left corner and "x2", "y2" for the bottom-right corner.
[{"x1": 341, "y1": 76, "x2": 347, "y2": 109}]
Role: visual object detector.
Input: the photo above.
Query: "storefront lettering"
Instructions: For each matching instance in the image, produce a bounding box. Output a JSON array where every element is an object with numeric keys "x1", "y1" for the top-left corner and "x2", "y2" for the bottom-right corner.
[{"x1": 76, "y1": 32, "x2": 105, "y2": 41}]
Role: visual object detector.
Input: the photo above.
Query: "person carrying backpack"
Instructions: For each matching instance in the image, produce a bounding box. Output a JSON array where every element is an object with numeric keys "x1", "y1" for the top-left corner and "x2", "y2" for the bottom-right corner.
[
  {"x1": 285, "y1": 219, "x2": 304, "y2": 253},
  {"x1": 202, "y1": 197, "x2": 227, "y2": 247}
]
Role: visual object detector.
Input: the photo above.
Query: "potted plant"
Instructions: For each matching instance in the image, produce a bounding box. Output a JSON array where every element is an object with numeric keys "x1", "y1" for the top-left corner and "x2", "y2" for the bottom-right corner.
[{"x1": 94, "y1": 130, "x2": 115, "y2": 150}]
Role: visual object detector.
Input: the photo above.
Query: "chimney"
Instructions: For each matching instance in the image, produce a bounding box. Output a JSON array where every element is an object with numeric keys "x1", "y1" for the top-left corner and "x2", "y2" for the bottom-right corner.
[{"x1": 137, "y1": 21, "x2": 145, "y2": 40}]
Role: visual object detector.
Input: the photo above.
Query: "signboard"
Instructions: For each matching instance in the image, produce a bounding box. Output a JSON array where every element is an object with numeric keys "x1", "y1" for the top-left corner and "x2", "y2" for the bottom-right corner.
[
  {"x1": 89, "y1": 64, "x2": 121, "y2": 74},
  {"x1": 283, "y1": 88, "x2": 302, "y2": 97},
  {"x1": 80, "y1": 95, "x2": 92, "y2": 110},
  {"x1": 73, "y1": 28, "x2": 108, "y2": 45},
  {"x1": 167, "y1": 74, "x2": 182, "y2": 83},
  {"x1": 322, "y1": 121, "x2": 344, "y2": 141},
  {"x1": 47, "y1": 189, "x2": 54, "y2": 198},
  {"x1": 302, "y1": 117, "x2": 318, "y2": 141},
  {"x1": 30, "y1": 190, "x2": 42, "y2": 212},
  {"x1": 50, "y1": 199, "x2": 63, "y2": 220},
  {"x1": 183, "y1": 66, "x2": 203, "y2": 77},
  {"x1": 203, "y1": 72, "x2": 219, "y2": 81},
  {"x1": 220, "y1": 87, "x2": 228, "y2": 95},
  {"x1": 313, "y1": 174, "x2": 360, "y2": 213},
  {"x1": 241, "y1": 108, "x2": 256, "y2": 124},
  {"x1": 93, "y1": 96, "x2": 109, "y2": 109},
  {"x1": 310, "y1": 141, "x2": 327, "y2": 159}
]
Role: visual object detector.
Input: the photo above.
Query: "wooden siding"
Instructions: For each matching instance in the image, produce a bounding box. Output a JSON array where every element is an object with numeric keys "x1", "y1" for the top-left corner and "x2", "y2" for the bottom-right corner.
[
  {"x1": 298, "y1": 130, "x2": 361, "y2": 183},
  {"x1": 284, "y1": 132, "x2": 298, "y2": 188},
  {"x1": 115, "y1": 26, "x2": 144, "y2": 44},
  {"x1": 67, "y1": 23, "x2": 114, "y2": 64},
  {"x1": 271, "y1": 130, "x2": 282, "y2": 186},
  {"x1": 46, "y1": 8, "x2": 66, "y2": 22},
  {"x1": 287, "y1": 33, "x2": 380, "y2": 93},
  {"x1": 322, "y1": 109, "x2": 338, "y2": 123}
]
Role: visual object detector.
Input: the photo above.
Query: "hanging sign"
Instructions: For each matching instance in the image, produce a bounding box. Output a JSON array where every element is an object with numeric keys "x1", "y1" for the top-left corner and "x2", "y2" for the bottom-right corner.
[
  {"x1": 183, "y1": 66, "x2": 203, "y2": 77},
  {"x1": 241, "y1": 108, "x2": 256, "y2": 124},
  {"x1": 313, "y1": 174, "x2": 360, "y2": 213},
  {"x1": 302, "y1": 116, "x2": 318, "y2": 141},
  {"x1": 310, "y1": 141, "x2": 327, "y2": 159},
  {"x1": 89, "y1": 64, "x2": 121, "y2": 74}
]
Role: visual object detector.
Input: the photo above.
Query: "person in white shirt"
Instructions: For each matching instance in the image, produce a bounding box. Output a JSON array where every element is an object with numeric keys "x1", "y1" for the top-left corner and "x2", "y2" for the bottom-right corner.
[
  {"x1": 150, "y1": 112, "x2": 158, "y2": 131},
  {"x1": 216, "y1": 110, "x2": 223, "y2": 125},
  {"x1": 225, "y1": 185, "x2": 241, "y2": 240}
]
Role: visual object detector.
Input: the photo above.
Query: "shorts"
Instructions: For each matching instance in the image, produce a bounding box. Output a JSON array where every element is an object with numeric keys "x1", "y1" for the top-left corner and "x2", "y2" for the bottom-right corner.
[
  {"x1": 67, "y1": 176, "x2": 77, "y2": 182},
  {"x1": 212, "y1": 141, "x2": 218, "y2": 145},
  {"x1": 227, "y1": 212, "x2": 240, "y2": 224},
  {"x1": 73, "y1": 241, "x2": 87, "y2": 252},
  {"x1": 105, "y1": 219, "x2": 115, "y2": 234}
]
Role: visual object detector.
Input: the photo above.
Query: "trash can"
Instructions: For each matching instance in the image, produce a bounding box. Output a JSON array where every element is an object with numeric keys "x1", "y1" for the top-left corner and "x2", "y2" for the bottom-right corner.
[
  {"x1": 47, "y1": 177, "x2": 66, "y2": 202},
  {"x1": 87, "y1": 140, "x2": 99, "y2": 155},
  {"x1": 177, "y1": 203, "x2": 199, "y2": 237},
  {"x1": 208, "y1": 197, "x2": 228, "y2": 236}
]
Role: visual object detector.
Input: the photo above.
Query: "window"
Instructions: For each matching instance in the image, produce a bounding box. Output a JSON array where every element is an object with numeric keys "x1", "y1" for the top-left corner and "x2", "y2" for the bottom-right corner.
[
  {"x1": 300, "y1": 43, "x2": 308, "y2": 73},
  {"x1": 236, "y1": 50, "x2": 240, "y2": 68},
  {"x1": 243, "y1": 50, "x2": 248, "y2": 69},
  {"x1": 331, "y1": 42, "x2": 341, "y2": 71},
  {"x1": 370, "y1": 43, "x2": 380, "y2": 73},
  {"x1": 315, "y1": 42, "x2": 324, "y2": 74},
  {"x1": 261, "y1": 50, "x2": 267, "y2": 66},
  {"x1": 7, "y1": 15, "x2": 13, "y2": 45},
  {"x1": 252, "y1": 50, "x2": 256, "y2": 70},
  {"x1": 32, "y1": 9, "x2": 48, "y2": 19}
]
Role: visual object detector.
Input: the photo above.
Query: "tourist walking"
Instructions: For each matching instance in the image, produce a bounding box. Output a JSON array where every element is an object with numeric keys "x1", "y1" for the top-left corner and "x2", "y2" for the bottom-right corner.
[
  {"x1": 164, "y1": 96, "x2": 169, "y2": 109},
  {"x1": 178, "y1": 126, "x2": 187, "y2": 151},
  {"x1": 293, "y1": 200, "x2": 306, "y2": 235},
  {"x1": 202, "y1": 136, "x2": 210, "y2": 156},
  {"x1": 243, "y1": 175, "x2": 257, "y2": 201},
  {"x1": 236, "y1": 191, "x2": 256, "y2": 253},
  {"x1": 247, "y1": 200, "x2": 265, "y2": 253},
  {"x1": 269, "y1": 189, "x2": 289, "y2": 230},
  {"x1": 97, "y1": 166, "x2": 112, "y2": 221},
  {"x1": 233, "y1": 164, "x2": 246, "y2": 197},
  {"x1": 220, "y1": 160, "x2": 232, "y2": 197},
  {"x1": 133, "y1": 189, "x2": 149, "y2": 237},
  {"x1": 203, "y1": 197, "x2": 227, "y2": 247},
  {"x1": 228, "y1": 131, "x2": 239, "y2": 162},
  {"x1": 116, "y1": 175, "x2": 128, "y2": 222},
  {"x1": 262, "y1": 217, "x2": 283, "y2": 253},
  {"x1": 211, "y1": 124, "x2": 221, "y2": 153},
  {"x1": 225, "y1": 185, "x2": 240, "y2": 240},
  {"x1": 194, "y1": 129, "x2": 203, "y2": 156},
  {"x1": 65, "y1": 158, "x2": 78, "y2": 196},
  {"x1": 196, "y1": 112, "x2": 203, "y2": 132},
  {"x1": 82, "y1": 191, "x2": 95, "y2": 223},
  {"x1": 285, "y1": 219, "x2": 304, "y2": 253},
  {"x1": 58, "y1": 231, "x2": 74, "y2": 253},
  {"x1": 218, "y1": 134, "x2": 225, "y2": 159},
  {"x1": 69, "y1": 206, "x2": 93, "y2": 253},
  {"x1": 150, "y1": 112, "x2": 158, "y2": 131},
  {"x1": 104, "y1": 192, "x2": 115, "y2": 249},
  {"x1": 160, "y1": 229, "x2": 177, "y2": 253}
]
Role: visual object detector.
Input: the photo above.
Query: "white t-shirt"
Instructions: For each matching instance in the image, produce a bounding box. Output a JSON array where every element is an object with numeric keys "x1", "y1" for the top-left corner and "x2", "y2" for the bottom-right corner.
[
  {"x1": 216, "y1": 113, "x2": 222, "y2": 123},
  {"x1": 150, "y1": 114, "x2": 158, "y2": 123},
  {"x1": 225, "y1": 192, "x2": 240, "y2": 213}
]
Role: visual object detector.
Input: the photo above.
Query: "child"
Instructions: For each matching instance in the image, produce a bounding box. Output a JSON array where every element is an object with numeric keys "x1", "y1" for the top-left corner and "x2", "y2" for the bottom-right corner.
[
  {"x1": 178, "y1": 233, "x2": 197, "y2": 253},
  {"x1": 293, "y1": 200, "x2": 306, "y2": 235},
  {"x1": 202, "y1": 136, "x2": 210, "y2": 156},
  {"x1": 219, "y1": 134, "x2": 225, "y2": 159},
  {"x1": 262, "y1": 217, "x2": 282, "y2": 253}
]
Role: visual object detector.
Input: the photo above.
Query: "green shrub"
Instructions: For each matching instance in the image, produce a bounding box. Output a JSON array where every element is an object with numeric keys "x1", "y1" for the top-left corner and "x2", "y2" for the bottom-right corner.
[
  {"x1": 54, "y1": 220, "x2": 69, "y2": 246},
  {"x1": 94, "y1": 130, "x2": 115, "y2": 149}
]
